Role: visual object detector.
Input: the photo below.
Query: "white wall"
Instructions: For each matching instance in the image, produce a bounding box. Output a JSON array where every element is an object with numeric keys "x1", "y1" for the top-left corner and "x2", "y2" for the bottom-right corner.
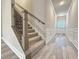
[
  {"x1": 2, "y1": 0, "x2": 25, "y2": 59},
  {"x1": 15, "y1": 0, "x2": 32, "y2": 13},
  {"x1": 45, "y1": 0, "x2": 56, "y2": 43},
  {"x1": 66, "y1": 0, "x2": 78, "y2": 48},
  {"x1": 31, "y1": 0, "x2": 46, "y2": 22},
  {"x1": 68, "y1": 0, "x2": 78, "y2": 28}
]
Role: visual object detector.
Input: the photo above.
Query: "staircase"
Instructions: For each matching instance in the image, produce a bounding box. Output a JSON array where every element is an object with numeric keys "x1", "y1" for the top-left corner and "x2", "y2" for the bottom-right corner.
[
  {"x1": 12, "y1": 3, "x2": 45, "y2": 59},
  {"x1": 27, "y1": 24, "x2": 45, "y2": 57}
]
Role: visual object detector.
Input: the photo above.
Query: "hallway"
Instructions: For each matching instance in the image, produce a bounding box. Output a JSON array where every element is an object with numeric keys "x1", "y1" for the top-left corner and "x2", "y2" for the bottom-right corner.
[
  {"x1": 1, "y1": 0, "x2": 78, "y2": 59},
  {"x1": 33, "y1": 33, "x2": 77, "y2": 59}
]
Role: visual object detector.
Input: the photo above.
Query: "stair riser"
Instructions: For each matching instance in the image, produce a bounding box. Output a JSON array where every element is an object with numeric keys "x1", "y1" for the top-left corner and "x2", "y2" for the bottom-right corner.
[
  {"x1": 28, "y1": 29, "x2": 35, "y2": 33},
  {"x1": 28, "y1": 33, "x2": 38, "y2": 38},
  {"x1": 31, "y1": 42, "x2": 45, "y2": 57},
  {"x1": 30, "y1": 37, "x2": 41, "y2": 45},
  {"x1": 28, "y1": 26, "x2": 32, "y2": 29},
  {"x1": 28, "y1": 24, "x2": 30, "y2": 26}
]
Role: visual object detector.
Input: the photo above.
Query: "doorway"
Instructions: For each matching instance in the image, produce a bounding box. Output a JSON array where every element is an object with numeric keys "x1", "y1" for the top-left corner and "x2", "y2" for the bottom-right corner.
[{"x1": 56, "y1": 15, "x2": 66, "y2": 29}]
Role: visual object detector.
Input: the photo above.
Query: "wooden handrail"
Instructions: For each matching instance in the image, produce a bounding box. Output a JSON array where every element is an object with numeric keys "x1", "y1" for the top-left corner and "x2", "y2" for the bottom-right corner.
[
  {"x1": 14, "y1": 6, "x2": 23, "y2": 17},
  {"x1": 15, "y1": 3, "x2": 45, "y2": 25}
]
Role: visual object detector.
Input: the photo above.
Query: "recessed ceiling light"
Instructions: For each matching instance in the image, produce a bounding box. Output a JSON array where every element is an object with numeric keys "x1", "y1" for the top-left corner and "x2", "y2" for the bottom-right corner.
[{"x1": 59, "y1": 1, "x2": 65, "y2": 6}]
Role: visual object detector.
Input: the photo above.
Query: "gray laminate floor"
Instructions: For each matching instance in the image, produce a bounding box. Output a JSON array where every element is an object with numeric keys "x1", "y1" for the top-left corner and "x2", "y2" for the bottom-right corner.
[
  {"x1": 1, "y1": 40, "x2": 19, "y2": 59},
  {"x1": 33, "y1": 33, "x2": 78, "y2": 59}
]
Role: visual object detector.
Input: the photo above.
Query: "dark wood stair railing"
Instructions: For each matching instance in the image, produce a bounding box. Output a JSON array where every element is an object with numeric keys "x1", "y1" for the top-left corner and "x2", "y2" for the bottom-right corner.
[
  {"x1": 12, "y1": 2, "x2": 45, "y2": 59},
  {"x1": 15, "y1": 3, "x2": 45, "y2": 25}
]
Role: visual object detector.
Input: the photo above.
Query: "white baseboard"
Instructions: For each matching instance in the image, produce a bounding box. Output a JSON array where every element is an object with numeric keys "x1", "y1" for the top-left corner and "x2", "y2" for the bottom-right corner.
[
  {"x1": 65, "y1": 35, "x2": 78, "y2": 50},
  {"x1": 69, "y1": 39, "x2": 78, "y2": 50}
]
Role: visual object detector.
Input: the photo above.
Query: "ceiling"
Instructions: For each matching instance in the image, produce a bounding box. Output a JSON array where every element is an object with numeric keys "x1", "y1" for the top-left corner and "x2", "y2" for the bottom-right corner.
[{"x1": 51, "y1": 0, "x2": 72, "y2": 15}]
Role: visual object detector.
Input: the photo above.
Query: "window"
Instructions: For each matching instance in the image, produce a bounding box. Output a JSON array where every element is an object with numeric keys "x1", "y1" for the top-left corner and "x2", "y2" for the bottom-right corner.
[{"x1": 56, "y1": 16, "x2": 66, "y2": 29}]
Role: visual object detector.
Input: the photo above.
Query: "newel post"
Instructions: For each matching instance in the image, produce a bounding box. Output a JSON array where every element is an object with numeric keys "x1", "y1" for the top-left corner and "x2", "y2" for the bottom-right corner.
[
  {"x1": 22, "y1": 10, "x2": 32, "y2": 59},
  {"x1": 22, "y1": 10, "x2": 29, "y2": 51}
]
